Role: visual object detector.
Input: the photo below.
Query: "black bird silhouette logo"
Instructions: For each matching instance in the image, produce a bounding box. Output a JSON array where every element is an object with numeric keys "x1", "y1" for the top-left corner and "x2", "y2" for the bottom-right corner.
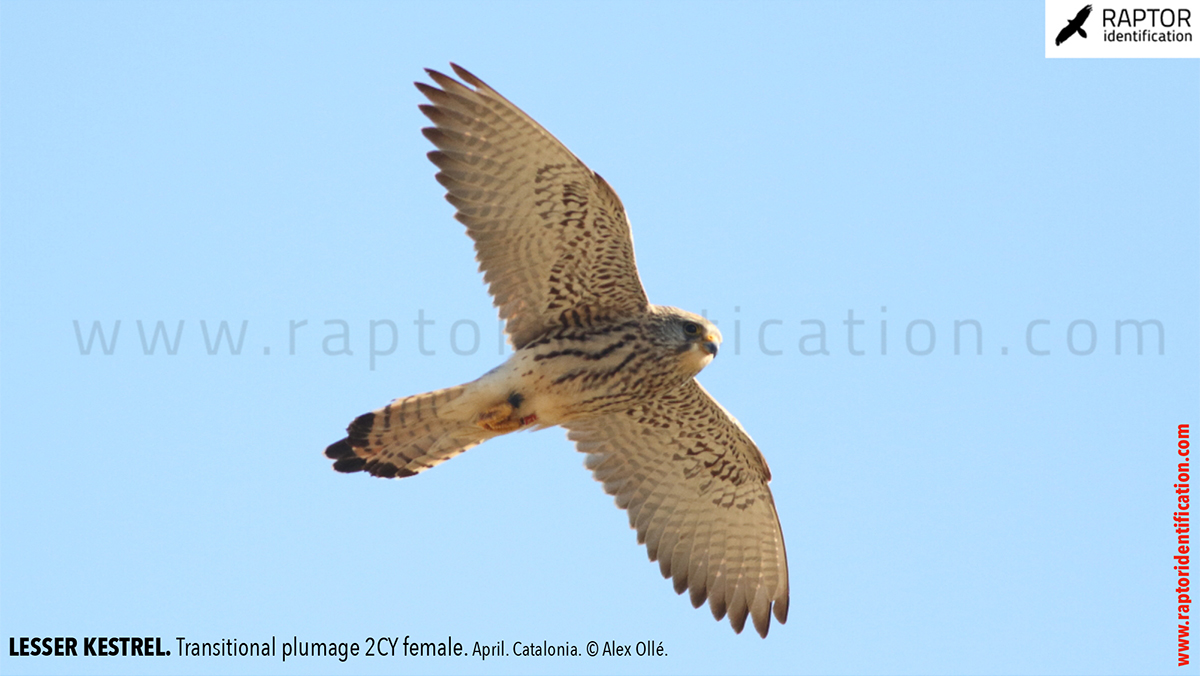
[{"x1": 1056, "y1": 4, "x2": 1093, "y2": 45}]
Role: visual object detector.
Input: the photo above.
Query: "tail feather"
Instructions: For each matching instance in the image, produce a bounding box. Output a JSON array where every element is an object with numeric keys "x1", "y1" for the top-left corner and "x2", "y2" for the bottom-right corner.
[{"x1": 324, "y1": 384, "x2": 490, "y2": 478}]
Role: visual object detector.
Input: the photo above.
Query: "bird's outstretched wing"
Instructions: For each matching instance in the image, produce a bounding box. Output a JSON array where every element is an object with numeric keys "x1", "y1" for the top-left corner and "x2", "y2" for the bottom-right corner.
[
  {"x1": 1055, "y1": 23, "x2": 1076, "y2": 45},
  {"x1": 417, "y1": 64, "x2": 650, "y2": 349},
  {"x1": 563, "y1": 379, "x2": 790, "y2": 637},
  {"x1": 1074, "y1": 4, "x2": 1092, "y2": 38}
]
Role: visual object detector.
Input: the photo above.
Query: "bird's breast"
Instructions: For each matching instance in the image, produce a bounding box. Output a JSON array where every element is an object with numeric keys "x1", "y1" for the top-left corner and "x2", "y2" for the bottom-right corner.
[{"x1": 510, "y1": 324, "x2": 682, "y2": 422}]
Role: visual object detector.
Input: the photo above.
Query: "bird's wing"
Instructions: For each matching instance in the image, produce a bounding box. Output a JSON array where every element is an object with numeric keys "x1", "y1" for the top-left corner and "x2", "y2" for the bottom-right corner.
[
  {"x1": 563, "y1": 379, "x2": 789, "y2": 637},
  {"x1": 1075, "y1": 4, "x2": 1093, "y2": 23},
  {"x1": 1055, "y1": 23, "x2": 1076, "y2": 45},
  {"x1": 417, "y1": 65, "x2": 650, "y2": 349}
]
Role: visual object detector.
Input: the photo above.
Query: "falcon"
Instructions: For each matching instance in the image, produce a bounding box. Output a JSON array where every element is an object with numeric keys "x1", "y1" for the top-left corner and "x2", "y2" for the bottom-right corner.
[{"x1": 325, "y1": 64, "x2": 789, "y2": 637}]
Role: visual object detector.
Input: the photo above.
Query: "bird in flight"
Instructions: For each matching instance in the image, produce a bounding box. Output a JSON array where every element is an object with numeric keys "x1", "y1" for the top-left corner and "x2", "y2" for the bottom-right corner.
[
  {"x1": 325, "y1": 64, "x2": 789, "y2": 637},
  {"x1": 1056, "y1": 4, "x2": 1093, "y2": 45}
]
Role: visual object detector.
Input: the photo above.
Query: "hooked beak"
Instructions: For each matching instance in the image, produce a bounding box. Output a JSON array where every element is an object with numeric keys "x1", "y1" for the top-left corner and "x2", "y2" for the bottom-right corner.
[{"x1": 702, "y1": 335, "x2": 719, "y2": 357}]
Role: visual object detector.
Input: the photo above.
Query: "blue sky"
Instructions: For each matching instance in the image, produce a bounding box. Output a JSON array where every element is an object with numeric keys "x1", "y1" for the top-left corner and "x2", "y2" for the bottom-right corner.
[{"x1": 1, "y1": 1, "x2": 1197, "y2": 674}]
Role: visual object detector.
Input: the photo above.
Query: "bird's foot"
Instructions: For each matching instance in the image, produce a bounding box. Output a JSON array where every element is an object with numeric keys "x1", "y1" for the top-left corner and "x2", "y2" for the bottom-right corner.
[
  {"x1": 476, "y1": 394, "x2": 537, "y2": 433},
  {"x1": 477, "y1": 401, "x2": 522, "y2": 433}
]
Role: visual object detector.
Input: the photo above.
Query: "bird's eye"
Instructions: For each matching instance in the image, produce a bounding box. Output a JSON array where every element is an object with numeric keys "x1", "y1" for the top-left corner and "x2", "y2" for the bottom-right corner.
[{"x1": 683, "y1": 322, "x2": 700, "y2": 336}]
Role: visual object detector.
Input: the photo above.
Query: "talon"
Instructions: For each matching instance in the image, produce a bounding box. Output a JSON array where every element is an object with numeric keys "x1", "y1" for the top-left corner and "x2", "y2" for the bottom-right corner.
[
  {"x1": 476, "y1": 400, "x2": 539, "y2": 433},
  {"x1": 477, "y1": 402, "x2": 513, "y2": 425},
  {"x1": 477, "y1": 401, "x2": 521, "y2": 433}
]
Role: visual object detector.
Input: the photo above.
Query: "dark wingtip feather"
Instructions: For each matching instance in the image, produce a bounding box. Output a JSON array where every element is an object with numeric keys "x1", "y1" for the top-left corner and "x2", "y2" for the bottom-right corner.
[
  {"x1": 752, "y1": 603, "x2": 771, "y2": 638},
  {"x1": 449, "y1": 63, "x2": 486, "y2": 89},
  {"x1": 366, "y1": 460, "x2": 400, "y2": 478},
  {"x1": 327, "y1": 412, "x2": 376, "y2": 471},
  {"x1": 325, "y1": 439, "x2": 356, "y2": 460},
  {"x1": 425, "y1": 68, "x2": 464, "y2": 93},
  {"x1": 774, "y1": 595, "x2": 789, "y2": 624},
  {"x1": 332, "y1": 456, "x2": 367, "y2": 473},
  {"x1": 672, "y1": 575, "x2": 688, "y2": 595},
  {"x1": 418, "y1": 103, "x2": 441, "y2": 123},
  {"x1": 422, "y1": 127, "x2": 447, "y2": 147},
  {"x1": 347, "y1": 412, "x2": 375, "y2": 443},
  {"x1": 729, "y1": 605, "x2": 749, "y2": 634}
]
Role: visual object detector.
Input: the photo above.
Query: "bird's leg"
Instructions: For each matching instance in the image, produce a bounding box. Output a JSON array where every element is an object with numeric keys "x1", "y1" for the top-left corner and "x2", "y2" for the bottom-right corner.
[{"x1": 476, "y1": 392, "x2": 536, "y2": 433}]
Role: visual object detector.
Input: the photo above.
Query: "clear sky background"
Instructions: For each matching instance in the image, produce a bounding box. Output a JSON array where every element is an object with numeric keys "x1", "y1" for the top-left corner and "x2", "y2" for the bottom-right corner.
[{"x1": 2, "y1": 2, "x2": 1197, "y2": 675}]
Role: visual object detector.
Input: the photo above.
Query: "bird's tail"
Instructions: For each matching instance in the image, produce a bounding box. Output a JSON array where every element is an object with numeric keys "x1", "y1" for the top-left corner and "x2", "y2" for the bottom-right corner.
[
  {"x1": 324, "y1": 384, "x2": 494, "y2": 478},
  {"x1": 1079, "y1": 28, "x2": 1088, "y2": 38}
]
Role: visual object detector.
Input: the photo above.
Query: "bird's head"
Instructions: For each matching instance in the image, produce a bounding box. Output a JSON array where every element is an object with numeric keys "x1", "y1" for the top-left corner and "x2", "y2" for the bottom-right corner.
[{"x1": 651, "y1": 306, "x2": 722, "y2": 376}]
